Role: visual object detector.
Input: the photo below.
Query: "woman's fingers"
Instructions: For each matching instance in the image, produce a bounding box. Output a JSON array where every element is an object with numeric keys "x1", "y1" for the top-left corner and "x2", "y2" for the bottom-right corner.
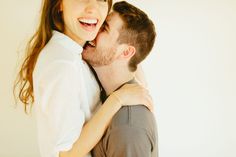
[{"x1": 113, "y1": 83, "x2": 154, "y2": 112}]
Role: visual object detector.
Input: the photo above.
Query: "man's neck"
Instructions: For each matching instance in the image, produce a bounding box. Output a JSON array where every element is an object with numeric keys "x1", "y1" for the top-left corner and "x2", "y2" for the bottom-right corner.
[{"x1": 94, "y1": 65, "x2": 134, "y2": 95}]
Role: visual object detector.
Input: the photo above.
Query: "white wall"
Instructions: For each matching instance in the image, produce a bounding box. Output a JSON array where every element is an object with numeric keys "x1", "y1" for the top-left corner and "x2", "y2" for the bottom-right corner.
[
  {"x1": 142, "y1": 1, "x2": 236, "y2": 157},
  {"x1": 0, "y1": 1, "x2": 41, "y2": 157},
  {"x1": 0, "y1": 0, "x2": 235, "y2": 157}
]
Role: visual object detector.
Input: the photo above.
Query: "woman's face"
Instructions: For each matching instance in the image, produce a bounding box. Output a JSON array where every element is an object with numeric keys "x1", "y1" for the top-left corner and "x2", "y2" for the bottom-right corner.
[{"x1": 61, "y1": 0, "x2": 109, "y2": 46}]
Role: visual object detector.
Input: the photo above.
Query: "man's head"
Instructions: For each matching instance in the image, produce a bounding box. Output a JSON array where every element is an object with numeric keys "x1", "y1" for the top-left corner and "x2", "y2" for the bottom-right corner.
[{"x1": 82, "y1": 1, "x2": 156, "y2": 72}]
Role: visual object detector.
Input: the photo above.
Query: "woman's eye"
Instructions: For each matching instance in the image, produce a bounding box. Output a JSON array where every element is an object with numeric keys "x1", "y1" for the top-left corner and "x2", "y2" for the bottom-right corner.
[{"x1": 97, "y1": 0, "x2": 107, "y2": 2}]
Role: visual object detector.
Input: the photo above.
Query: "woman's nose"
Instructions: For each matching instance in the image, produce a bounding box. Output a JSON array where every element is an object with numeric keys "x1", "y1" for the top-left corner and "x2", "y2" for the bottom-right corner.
[{"x1": 84, "y1": 0, "x2": 99, "y2": 14}]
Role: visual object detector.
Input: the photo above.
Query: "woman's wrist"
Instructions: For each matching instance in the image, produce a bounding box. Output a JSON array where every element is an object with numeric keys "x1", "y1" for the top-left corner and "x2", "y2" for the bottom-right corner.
[{"x1": 107, "y1": 92, "x2": 123, "y2": 109}]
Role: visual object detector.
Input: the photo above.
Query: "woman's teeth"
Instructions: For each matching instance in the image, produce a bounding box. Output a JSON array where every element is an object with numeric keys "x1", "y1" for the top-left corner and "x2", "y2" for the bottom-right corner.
[
  {"x1": 88, "y1": 41, "x2": 96, "y2": 47},
  {"x1": 79, "y1": 18, "x2": 98, "y2": 25}
]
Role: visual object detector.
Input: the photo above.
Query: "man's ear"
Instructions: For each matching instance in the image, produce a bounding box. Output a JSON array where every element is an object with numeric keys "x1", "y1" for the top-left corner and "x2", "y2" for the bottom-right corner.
[{"x1": 119, "y1": 45, "x2": 136, "y2": 59}]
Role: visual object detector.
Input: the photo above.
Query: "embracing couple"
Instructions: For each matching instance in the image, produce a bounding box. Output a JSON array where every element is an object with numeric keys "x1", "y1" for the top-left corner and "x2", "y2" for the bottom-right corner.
[{"x1": 15, "y1": 0, "x2": 158, "y2": 157}]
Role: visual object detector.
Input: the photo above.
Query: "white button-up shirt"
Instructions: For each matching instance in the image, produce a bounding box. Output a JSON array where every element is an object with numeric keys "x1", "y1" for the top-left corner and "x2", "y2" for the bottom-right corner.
[{"x1": 33, "y1": 31, "x2": 101, "y2": 157}]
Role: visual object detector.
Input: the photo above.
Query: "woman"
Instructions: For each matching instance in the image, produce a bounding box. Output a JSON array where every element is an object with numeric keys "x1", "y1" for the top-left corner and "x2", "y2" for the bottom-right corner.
[{"x1": 14, "y1": 0, "x2": 152, "y2": 157}]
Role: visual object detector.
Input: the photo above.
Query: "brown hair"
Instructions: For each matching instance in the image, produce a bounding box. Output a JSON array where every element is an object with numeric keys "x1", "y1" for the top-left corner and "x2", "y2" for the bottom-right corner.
[
  {"x1": 14, "y1": 0, "x2": 113, "y2": 113},
  {"x1": 113, "y1": 1, "x2": 156, "y2": 72}
]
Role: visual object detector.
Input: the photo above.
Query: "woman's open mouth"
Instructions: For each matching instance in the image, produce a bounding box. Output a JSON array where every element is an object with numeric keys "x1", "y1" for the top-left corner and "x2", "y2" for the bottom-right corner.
[{"x1": 78, "y1": 18, "x2": 98, "y2": 31}]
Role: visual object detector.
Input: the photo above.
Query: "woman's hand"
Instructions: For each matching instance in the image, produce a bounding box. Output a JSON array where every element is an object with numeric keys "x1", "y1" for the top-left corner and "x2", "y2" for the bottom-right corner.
[{"x1": 111, "y1": 84, "x2": 154, "y2": 112}]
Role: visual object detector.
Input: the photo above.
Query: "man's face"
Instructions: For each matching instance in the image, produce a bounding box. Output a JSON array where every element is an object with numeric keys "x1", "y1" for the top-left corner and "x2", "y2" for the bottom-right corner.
[{"x1": 82, "y1": 12, "x2": 124, "y2": 67}]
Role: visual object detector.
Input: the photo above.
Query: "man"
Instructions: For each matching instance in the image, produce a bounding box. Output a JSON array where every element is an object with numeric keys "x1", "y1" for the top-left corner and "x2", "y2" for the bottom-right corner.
[{"x1": 82, "y1": 1, "x2": 158, "y2": 157}]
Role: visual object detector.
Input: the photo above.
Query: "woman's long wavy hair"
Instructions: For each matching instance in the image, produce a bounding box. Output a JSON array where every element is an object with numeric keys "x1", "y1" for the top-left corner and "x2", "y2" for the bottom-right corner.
[{"x1": 14, "y1": 0, "x2": 112, "y2": 113}]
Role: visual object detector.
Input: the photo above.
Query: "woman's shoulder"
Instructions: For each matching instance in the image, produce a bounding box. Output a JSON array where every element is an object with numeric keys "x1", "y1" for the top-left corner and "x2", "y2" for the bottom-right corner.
[
  {"x1": 40, "y1": 39, "x2": 79, "y2": 64},
  {"x1": 40, "y1": 31, "x2": 83, "y2": 63},
  {"x1": 33, "y1": 40, "x2": 82, "y2": 79}
]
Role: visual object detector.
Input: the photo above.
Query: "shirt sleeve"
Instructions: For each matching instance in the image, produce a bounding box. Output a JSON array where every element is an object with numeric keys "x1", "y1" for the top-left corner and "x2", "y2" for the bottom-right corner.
[{"x1": 37, "y1": 61, "x2": 85, "y2": 157}]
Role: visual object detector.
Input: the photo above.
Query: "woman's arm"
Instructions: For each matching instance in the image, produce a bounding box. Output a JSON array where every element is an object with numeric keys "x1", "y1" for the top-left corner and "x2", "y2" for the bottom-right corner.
[
  {"x1": 135, "y1": 65, "x2": 148, "y2": 88},
  {"x1": 61, "y1": 94, "x2": 121, "y2": 157},
  {"x1": 60, "y1": 85, "x2": 152, "y2": 157}
]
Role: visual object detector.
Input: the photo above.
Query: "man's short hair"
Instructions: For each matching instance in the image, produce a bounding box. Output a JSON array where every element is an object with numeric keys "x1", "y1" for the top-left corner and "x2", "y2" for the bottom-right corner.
[{"x1": 113, "y1": 1, "x2": 156, "y2": 71}]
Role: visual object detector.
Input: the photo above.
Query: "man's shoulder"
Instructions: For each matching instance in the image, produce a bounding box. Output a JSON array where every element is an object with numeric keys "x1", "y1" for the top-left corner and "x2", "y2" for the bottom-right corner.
[{"x1": 111, "y1": 105, "x2": 157, "y2": 131}]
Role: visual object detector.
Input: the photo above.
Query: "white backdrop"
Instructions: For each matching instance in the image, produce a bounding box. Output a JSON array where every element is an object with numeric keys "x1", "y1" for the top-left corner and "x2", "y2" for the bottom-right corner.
[{"x1": 0, "y1": 0, "x2": 235, "y2": 157}]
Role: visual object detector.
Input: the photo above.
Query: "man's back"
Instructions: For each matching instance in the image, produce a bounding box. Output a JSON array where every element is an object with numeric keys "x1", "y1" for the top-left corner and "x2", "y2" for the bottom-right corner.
[{"x1": 92, "y1": 105, "x2": 158, "y2": 157}]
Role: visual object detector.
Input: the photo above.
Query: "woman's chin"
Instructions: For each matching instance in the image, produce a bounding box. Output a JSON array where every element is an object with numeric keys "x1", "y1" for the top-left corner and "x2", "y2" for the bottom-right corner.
[{"x1": 79, "y1": 29, "x2": 98, "y2": 41}]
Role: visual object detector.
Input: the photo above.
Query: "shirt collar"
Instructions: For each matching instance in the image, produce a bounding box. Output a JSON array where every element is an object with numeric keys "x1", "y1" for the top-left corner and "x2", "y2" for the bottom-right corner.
[{"x1": 52, "y1": 30, "x2": 83, "y2": 55}]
